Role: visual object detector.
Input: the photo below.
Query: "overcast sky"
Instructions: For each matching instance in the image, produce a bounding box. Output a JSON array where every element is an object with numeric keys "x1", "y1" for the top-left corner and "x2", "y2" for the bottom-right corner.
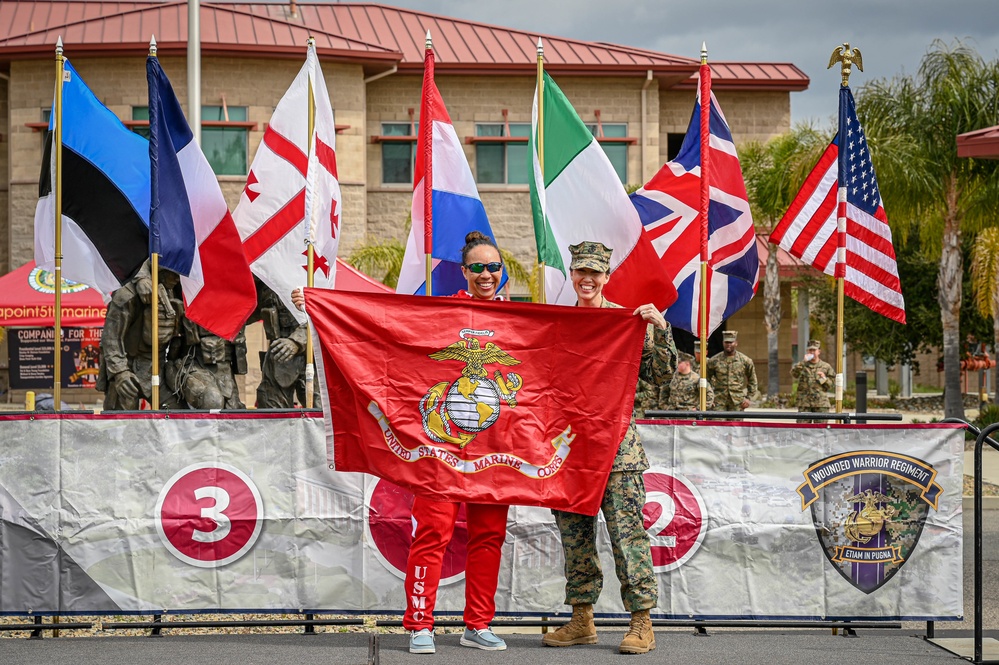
[{"x1": 373, "y1": 0, "x2": 999, "y2": 128}]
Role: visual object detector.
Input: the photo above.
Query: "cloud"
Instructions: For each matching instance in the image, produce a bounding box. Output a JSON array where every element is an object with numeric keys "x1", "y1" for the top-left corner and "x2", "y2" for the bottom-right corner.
[{"x1": 376, "y1": 0, "x2": 999, "y2": 125}]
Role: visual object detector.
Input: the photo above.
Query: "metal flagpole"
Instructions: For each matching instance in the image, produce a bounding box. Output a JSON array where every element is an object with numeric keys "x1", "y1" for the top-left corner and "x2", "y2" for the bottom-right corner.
[
  {"x1": 828, "y1": 43, "x2": 861, "y2": 413},
  {"x1": 149, "y1": 36, "x2": 161, "y2": 410},
  {"x1": 536, "y1": 38, "x2": 546, "y2": 304},
  {"x1": 698, "y1": 43, "x2": 711, "y2": 411},
  {"x1": 52, "y1": 38, "x2": 65, "y2": 412},
  {"x1": 188, "y1": 0, "x2": 201, "y2": 146},
  {"x1": 304, "y1": 37, "x2": 317, "y2": 408},
  {"x1": 423, "y1": 31, "x2": 434, "y2": 296}
]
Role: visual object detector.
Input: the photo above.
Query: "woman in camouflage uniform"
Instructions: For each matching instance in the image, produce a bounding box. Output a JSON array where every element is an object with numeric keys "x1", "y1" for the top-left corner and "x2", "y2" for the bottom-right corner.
[{"x1": 543, "y1": 241, "x2": 676, "y2": 655}]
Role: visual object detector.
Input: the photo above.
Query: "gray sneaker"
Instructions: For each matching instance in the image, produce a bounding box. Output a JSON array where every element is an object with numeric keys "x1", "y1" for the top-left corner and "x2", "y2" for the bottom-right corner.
[
  {"x1": 460, "y1": 627, "x2": 507, "y2": 651},
  {"x1": 409, "y1": 628, "x2": 436, "y2": 654}
]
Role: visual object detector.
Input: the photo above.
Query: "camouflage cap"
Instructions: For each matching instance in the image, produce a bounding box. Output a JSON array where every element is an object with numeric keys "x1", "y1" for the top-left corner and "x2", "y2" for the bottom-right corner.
[
  {"x1": 807, "y1": 339, "x2": 821, "y2": 349},
  {"x1": 569, "y1": 241, "x2": 613, "y2": 272},
  {"x1": 677, "y1": 351, "x2": 696, "y2": 364},
  {"x1": 722, "y1": 330, "x2": 738, "y2": 342}
]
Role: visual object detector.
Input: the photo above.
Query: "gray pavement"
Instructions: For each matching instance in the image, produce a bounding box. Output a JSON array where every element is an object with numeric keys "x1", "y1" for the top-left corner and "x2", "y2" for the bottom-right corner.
[{"x1": 1, "y1": 504, "x2": 996, "y2": 665}]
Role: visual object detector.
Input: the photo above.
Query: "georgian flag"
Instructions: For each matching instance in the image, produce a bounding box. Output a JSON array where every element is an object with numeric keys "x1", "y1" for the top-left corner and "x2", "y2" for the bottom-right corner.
[{"x1": 233, "y1": 42, "x2": 341, "y2": 323}]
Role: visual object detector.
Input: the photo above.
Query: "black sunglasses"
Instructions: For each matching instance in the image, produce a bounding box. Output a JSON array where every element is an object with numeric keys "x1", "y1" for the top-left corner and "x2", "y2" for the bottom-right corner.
[{"x1": 464, "y1": 262, "x2": 503, "y2": 274}]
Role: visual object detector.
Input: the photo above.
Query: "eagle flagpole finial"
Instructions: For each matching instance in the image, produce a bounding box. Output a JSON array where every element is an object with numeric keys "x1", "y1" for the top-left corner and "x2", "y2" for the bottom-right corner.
[{"x1": 828, "y1": 42, "x2": 863, "y2": 87}]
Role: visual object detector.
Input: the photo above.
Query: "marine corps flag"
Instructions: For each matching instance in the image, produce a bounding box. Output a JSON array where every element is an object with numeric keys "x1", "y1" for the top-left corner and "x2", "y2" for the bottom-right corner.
[{"x1": 305, "y1": 290, "x2": 647, "y2": 515}]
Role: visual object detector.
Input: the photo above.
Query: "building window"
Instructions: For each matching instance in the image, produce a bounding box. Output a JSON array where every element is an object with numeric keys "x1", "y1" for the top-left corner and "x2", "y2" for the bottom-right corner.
[
  {"x1": 475, "y1": 123, "x2": 530, "y2": 185},
  {"x1": 381, "y1": 122, "x2": 417, "y2": 184},
  {"x1": 201, "y1": 105, "x2": 248, "y2": 175},
  {"x1": 131, "y1": 105, "x2": 249, "y2": 175},
  {"x1": 586, "y1": 123, "x2": 628, "y2": 183},
  {"x1": 667, "y1": 132, "x2": 687, "y2": 161}
]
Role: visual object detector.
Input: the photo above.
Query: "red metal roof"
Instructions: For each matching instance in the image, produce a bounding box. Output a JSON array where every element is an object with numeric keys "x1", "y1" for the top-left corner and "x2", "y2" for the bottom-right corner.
[
  {"x1": 0, "y1": 1, "x2": 808, "y2": 90},
  {"x1": 0, "y1": 1, "x2": 400, "y2": 62},
  {"x1": 675, "y1": 62, "x2": 809, "y2": 91},
  {"x1": 957, "y1": 125, "x2": 999, "y2": 159}
]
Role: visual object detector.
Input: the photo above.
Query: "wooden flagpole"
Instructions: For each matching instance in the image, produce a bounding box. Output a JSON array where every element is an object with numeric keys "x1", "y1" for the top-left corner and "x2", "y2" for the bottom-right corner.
[
  {"x1": 536, "y1": 38, "x2": 546, "y2": 304},
  {"x1": 828, "y1": 43, "x2": 861, "y2": 413},
  {"x1": 149, "y1": 36, "x2": 162, "y2": 411},
  {"x1": 52, "y1": 38, "x2": 65, "y2": 411},
  {"x1": 305, "y1": 37, "x2": 317, "y2": 408}
]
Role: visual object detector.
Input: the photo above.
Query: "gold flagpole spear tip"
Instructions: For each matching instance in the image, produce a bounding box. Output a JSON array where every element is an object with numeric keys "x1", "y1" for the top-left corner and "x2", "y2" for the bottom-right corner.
[
  {"x1": 537, "y1": 37, "x2": 544, "y2": 57},
  {"x1": 56, "y1": 36, "x2": 63, "y2": 55},
  {"x1": 701, "y1": 41, "x2": 707, "y2": 64},
  {"x1": 425, "y1": 29, "x2": 433, "y2": 51},
  {"x1": 149, "y1": 35, "x2": 157, "y2": 56},
  {"x1": 828, "y1": 42, "x2": 863, "y2": 87}
]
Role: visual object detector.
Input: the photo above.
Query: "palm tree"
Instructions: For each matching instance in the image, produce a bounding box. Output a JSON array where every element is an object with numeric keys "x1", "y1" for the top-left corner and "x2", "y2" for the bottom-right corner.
[
  {"x1": 857, "y1": 40, "x2": 999, "y2": 418},
  {"x1": 741, "y1": 126, "x2": 827, "y2": 397},
  {"x1": 971, "y1": 227, "x2": 999, "y2": 402}
]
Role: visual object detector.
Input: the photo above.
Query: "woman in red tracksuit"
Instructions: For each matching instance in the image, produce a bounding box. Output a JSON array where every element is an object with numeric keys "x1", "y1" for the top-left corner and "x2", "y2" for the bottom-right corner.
[{"x1": 404, "y1": 230, "x2": 509, "y2": 655}]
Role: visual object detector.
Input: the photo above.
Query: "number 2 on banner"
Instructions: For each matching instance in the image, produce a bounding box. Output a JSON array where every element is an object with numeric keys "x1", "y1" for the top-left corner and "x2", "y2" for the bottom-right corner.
[
  {"x1": 642, "y1": 470, "x2": 707, "y2": 573},
  {"x1": 644, "y1": 491, "x2": 677, "y2": 547}
]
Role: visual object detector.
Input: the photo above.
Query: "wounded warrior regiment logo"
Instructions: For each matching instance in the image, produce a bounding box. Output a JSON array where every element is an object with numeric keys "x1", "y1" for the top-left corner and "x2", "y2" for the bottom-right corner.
[
  {"x1": 367, "y1": 328, "x2": 575, "y2": 478},
  {"x1": 797, "y1": 451, "x2": 943, "y2": 594}
]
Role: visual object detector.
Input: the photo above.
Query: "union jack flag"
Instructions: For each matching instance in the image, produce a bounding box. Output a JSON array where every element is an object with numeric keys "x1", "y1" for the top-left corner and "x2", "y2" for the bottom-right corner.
[
  {"x1": 630, "y1": 88, "x2": 758, "y2": 335},
  {"x1": 770, "y1": 86, "x2": 905, "y2": 324}
]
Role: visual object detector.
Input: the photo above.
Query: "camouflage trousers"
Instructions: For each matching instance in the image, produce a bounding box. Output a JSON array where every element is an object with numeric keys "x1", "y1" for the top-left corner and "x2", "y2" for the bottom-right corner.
[
  {"x1": 552, "y1": 472, "x2": 658, "y2": 612},
  {"x1": 713, "y1": 396, "x2": 746, "y2": 412},
  {"x1": 797, "y1": 406, "x2": 829, "y2": 424}
]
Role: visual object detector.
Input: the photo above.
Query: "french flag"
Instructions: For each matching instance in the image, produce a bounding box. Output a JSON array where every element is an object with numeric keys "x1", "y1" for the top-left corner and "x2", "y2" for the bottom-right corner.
[
  {"x1": 396, "y1": 34, "x2": 505, "y2": 296},
  {"x1": 147, "y1": 56, "x2": 256, "y2": 340}
]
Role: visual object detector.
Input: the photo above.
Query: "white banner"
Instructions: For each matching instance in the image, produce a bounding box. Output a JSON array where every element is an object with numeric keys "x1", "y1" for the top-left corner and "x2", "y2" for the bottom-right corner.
[{"x1": 0, "y1": 415, "x2": 963, "y2": 620}]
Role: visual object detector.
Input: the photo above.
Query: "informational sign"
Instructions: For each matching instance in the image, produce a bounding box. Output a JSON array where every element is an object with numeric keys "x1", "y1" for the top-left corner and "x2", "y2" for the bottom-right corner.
[
  {"x1": 7, "y1": 327, "x2": 102, "y2": 389},
  {"x1": 0, "y1": 414, "x2": 965, "y2": 621}
]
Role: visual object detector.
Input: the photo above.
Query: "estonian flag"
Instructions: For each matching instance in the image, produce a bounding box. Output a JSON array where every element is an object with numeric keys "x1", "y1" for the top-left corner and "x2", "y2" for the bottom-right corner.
[{"x1": 33, "y1": 59, "x2": 150, "y2": 299}]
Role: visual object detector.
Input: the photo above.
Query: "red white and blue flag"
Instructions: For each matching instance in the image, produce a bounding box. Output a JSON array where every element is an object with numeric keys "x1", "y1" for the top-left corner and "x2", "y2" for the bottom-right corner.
[
  {"x1": 147, "y1": 56, "x2": 256, "y2": 340},
  {"x1": 233, "y1": 42, "x2": 341, "y2": 323},
  {"x1": 770, "y1": 87, "x2": 905, "y2": 323},
  {"x1": 397, "y1": 37, "x2": 505, "y2": 296},
  {"x1": 630, "y1": 80, "x2": 758, "y2": 334}
]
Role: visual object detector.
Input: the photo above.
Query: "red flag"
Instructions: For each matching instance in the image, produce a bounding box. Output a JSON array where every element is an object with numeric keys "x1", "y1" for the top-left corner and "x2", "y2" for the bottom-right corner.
[{"x1": 305, "y1": 290, "x2": 647, "y2": 516}]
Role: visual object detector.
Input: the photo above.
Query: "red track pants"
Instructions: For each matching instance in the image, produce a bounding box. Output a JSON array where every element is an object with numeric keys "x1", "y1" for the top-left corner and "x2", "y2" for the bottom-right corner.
[{"x1": 402, "y1": 497, "x2": 509, "y2": 631}]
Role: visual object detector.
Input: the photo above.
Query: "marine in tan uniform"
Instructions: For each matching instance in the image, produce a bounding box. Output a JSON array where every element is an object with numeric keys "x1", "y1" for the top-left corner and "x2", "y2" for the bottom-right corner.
[
  {"x1": 543, "y1": 241, "x2": 676, "y2": 655},
  {"x1": 791, "y1": 339, "x2": 834, "y2": 423},
  {"x1": 706, "y1": 330, "x2": 759, "y2": 413}
]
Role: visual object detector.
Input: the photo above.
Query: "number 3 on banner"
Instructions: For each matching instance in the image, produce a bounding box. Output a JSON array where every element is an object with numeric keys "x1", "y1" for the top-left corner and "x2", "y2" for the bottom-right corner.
[
  {"x1": 192, "y1": 486, "x2": 232, "y2": 543},
  {"x1": 644, "y1": 491, "x2": 677, "y2": 547}
]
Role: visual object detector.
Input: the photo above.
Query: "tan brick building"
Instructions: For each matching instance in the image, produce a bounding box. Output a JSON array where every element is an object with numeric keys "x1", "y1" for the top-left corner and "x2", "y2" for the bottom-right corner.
[{"x1": 0, "y1": 1, "x2": 809, "y2": 401}]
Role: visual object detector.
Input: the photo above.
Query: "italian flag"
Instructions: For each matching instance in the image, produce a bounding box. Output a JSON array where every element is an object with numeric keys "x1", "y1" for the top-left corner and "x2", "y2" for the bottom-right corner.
[{"x1": 530, "y1": 72, "x2": 676, "y2": 310}]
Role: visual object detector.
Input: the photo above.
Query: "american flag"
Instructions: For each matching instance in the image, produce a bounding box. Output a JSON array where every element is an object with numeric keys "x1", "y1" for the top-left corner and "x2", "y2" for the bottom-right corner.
[
  {"x1": 770, "y1": 86, "x2": 905, "y2": 324},
  {"x1": 630, "y1": 87, "x2": 758, "y2": 335}
]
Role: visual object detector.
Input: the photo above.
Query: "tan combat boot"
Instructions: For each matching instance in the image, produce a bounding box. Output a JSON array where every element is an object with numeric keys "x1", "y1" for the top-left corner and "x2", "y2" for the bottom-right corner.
[
  {"x1": 541, "y1": 603, "x2": 598, "y2": 647},
  {"x1": 618, "y1": 609, "x2": 656, "y2": 654}
]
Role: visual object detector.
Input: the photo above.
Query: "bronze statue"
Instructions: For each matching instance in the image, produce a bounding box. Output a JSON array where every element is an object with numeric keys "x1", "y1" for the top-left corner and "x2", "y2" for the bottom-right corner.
[
  {"x1": 96, "y1": 261, "x2": 184, "y2": 410},
  {"x1": 252, "y1": 279, "x2": 318, "y2": 408},
  {"x1": 166, "y1": 320, "x2": 248, "y2": 410}
]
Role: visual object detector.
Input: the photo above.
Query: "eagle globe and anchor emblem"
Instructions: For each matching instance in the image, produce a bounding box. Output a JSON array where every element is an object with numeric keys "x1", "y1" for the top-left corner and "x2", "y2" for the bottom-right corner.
[{"x1": 420, "y1": 328, "x2": 523, "y2": 448}]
